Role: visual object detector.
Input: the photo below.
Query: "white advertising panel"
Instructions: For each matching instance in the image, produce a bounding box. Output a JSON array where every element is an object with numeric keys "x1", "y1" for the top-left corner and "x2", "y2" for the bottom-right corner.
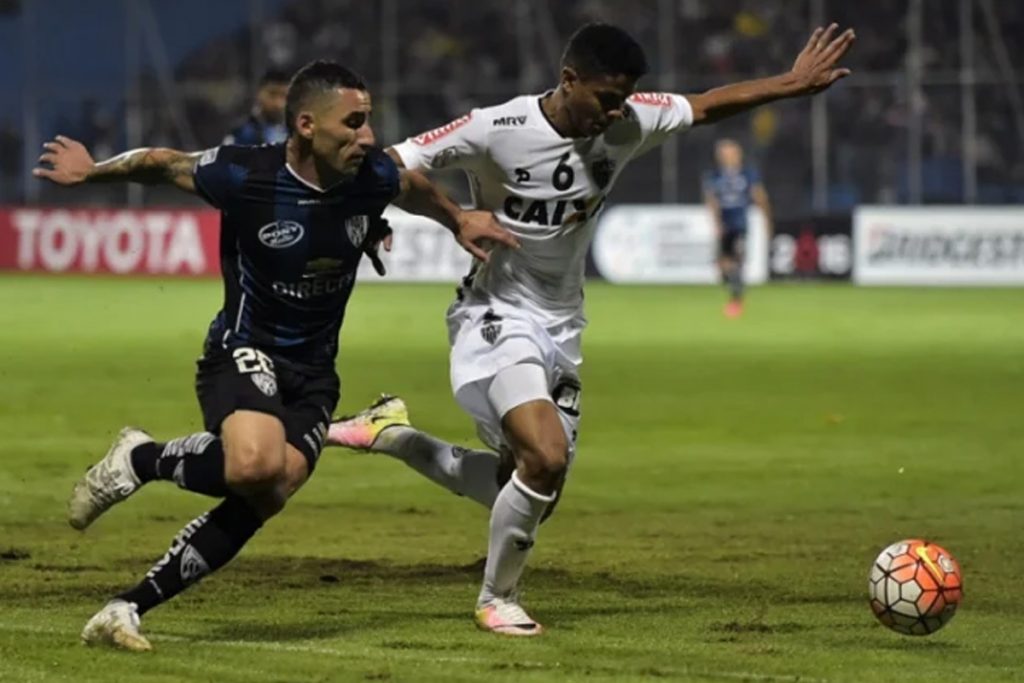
[
  {"x1": 592, "y1": 205, "x2": 769, "y2": 284},
  {"x1": 356, "y1": 207, "x2": 472, "y2": 282},
  {"x1": 854, "y1": 206, "x2": 1024, "y2": 286}
]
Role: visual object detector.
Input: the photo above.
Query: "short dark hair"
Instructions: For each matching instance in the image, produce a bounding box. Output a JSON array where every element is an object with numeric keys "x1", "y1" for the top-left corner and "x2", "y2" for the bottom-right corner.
[
  {"x1": 285, "y1": 60, "x2": 368, "y2": 134},
  {"x1": 562, "y1": 23, "x2": 648, "y2": 80},
  {"x1": 259, "y1": 68, "x2": 290, "y2": 87}
]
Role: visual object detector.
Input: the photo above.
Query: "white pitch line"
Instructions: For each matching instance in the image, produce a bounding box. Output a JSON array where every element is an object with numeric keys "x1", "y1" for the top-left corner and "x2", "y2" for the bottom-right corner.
[{"x1": 0, "y1": 621, "x2": 829, "y2": 683}]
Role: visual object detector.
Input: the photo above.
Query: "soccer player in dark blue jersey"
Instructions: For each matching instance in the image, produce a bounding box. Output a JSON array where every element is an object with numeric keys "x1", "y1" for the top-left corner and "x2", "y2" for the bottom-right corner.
[
  {"x1": 223, "y1": 69, "x2": 289, "y2": 145},
  {"x1": 34, "y1": 60, "x2": 516, "y2": 651},
  {"x1": 703, "y1": 139, "x2": 773, "y2": 318}
]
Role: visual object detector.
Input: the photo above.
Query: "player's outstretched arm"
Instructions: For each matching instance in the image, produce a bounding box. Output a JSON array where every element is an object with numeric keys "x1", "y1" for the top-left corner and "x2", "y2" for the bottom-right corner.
[
  {"x1": 33, "y1": 135, "x2": 201, "y2": 193},
  {"x1": 686, "y1": 24, "x2": 855, "y2": 126},
  {"x1": 394, "y1": 168, "x2": 519, "y2": 262}
]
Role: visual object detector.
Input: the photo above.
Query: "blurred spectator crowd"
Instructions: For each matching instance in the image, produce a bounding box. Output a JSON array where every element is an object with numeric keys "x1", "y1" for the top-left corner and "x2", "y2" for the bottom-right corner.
[{"x1": 7, "y1": 0, "x2": 1024, "y2": 209}]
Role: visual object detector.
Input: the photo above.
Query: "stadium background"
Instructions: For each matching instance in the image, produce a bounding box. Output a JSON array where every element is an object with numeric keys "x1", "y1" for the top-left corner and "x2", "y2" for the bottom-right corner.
[
  {"x1": 0, "y1": 2, "x2": 1022, "y2": 682},
  {"x1": 4, "y1": 0, "x2": 1023, "y2": 209}
]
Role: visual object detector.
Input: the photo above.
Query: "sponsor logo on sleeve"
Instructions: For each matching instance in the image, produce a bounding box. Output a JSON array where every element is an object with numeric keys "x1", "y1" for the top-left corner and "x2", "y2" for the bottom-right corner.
[
  {"x1": 628, "y1": 92, "x2": 673, "y2": 108},
  {"x1": 412, "y1": 113, "x2": 472, "y2": 146}
]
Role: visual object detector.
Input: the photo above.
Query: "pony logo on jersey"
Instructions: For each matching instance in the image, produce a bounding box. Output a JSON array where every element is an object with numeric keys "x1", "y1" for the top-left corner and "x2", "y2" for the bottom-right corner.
[
  {"x1": 629, "y1": 92, "x2": 674, "y2": 108},
  {"x1": 258, "y1": 220, "x2": 305, "y2": 249},
  {"x1": 412, "y1": 113, "x2": 472, "y2": 146},
  {"x1": 346, "y1": 215, "x2": 369, "y2": 247}
]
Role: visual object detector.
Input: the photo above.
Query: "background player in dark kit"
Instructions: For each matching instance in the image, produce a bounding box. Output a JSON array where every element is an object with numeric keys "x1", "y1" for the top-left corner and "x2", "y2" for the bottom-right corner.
[
  {"x1": 223, "y1": 69, "x2": 290, "y2": 146},
  {"x1": 703, "y1": 139, "x2": 773, "y2": 317}
]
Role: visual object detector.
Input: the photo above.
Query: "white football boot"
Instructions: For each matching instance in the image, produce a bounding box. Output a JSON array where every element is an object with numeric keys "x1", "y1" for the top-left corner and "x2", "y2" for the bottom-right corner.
[
  {"x1": 474, "y1": 595, "x2": 544, "y2": 636},
  {"x1": 68, "y1": 427, "x2": 151, "y2": 530},
  {"x1": 81, "y1": 600, "x2": 152, "y2": 651}
]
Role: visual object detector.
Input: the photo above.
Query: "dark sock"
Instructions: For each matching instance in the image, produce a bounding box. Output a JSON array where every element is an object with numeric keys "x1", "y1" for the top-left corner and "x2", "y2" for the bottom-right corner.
[
  {"x1": 131, "y1": 433, "x2": 228, "y2": 497},
  {"x1": 117, "y1": 495, "x2": 263, "y2": 615},
  {"x1": 728, "y1": 268, "x2": 744, "y2": 301}
]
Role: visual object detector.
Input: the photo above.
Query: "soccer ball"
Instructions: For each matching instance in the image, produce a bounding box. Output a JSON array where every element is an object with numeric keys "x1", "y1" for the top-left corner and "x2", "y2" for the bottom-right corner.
[{"x1": 868, "y1": 539, "x2": 963, "y2": 635}]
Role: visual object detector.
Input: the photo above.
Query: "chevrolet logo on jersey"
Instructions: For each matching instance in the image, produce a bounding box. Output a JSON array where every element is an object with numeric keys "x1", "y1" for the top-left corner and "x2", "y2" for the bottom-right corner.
[{"x1": 305, "y1": 257, "x2": 345, "y2": 273}]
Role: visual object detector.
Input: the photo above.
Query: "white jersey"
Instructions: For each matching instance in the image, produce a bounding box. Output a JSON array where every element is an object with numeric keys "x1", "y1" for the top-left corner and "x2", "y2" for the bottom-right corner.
[{"x1": 392, "y1": 91, "x2": 694, "y2": 326}]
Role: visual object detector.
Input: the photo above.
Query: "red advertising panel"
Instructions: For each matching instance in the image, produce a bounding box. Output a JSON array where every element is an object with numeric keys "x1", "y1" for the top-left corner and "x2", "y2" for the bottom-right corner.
[{"x1": 0, "y1": 207, "x2": 221, "y2": 276}]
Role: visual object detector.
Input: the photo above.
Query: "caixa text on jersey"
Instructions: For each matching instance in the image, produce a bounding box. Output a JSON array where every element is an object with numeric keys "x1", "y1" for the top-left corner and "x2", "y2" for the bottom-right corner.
[{"x1": 502, "y1": 194, "x2": 607, "y2": 227}]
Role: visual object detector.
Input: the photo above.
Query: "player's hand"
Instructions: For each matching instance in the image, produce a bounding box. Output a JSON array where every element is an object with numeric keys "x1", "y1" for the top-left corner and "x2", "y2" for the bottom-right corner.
[
  {"x1": 790, "y1": 24, "x2": 855, "y2": 95},
  {"x1": 364, "y1": 217, "x2": 393, "y2": 276},
  {"x1": 33, "y1": 135, "x2": 95, "y2": 185},
  {"x1": 454, "y1": 210, "x2": 520, "y2": 262}
]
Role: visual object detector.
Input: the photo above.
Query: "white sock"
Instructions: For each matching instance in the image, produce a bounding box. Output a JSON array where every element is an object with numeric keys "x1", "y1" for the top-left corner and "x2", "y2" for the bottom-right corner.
[
  {"x1": 478, "y1": 472, "x2": 554, "y2": 605},
  {"x1": 374, "y1": 427, "x2": 502, "y2": 508}
]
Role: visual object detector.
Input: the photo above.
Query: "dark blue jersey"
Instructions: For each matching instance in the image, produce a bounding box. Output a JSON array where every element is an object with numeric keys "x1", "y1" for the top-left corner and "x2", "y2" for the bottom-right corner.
[
  {"x1": 223, "y1": 114, "x2": 288, "y2": 146},
  {"x1": 193, "y1": 143, "x2": 400, "y2": 368},
  {"x1": 703, "y1": 166, "x2": 760, "y2": 233}
]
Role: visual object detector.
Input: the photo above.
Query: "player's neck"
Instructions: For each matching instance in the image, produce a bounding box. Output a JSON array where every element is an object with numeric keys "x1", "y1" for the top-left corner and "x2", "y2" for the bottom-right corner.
[
  {"x1": 540, "y1": 89, "x2": 578, "y2": 138},
  {"x1": 285, "y1": 138, "x2": 346, "y2": 191}
]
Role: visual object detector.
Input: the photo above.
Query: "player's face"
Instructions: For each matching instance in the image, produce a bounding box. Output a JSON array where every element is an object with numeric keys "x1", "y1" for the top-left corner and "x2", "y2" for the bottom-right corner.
[
  {"x1": 257, "y1": 82, "x2": 289, "y2": 123},
  {"x1": 309, "y1": 88, "x2": 375, "y2": 178},
  {"x1": 564, "y1": 70, "x2": 637, "y2": 137},
  {"x1": 716, "y1": 141, "x2": 743, "y2": 170}
]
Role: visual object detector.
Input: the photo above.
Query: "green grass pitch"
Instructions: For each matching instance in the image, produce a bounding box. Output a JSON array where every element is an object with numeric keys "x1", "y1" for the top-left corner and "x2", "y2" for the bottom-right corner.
[{"x1": 0, "y1": 274, "x2": 1021, "y2": 682}]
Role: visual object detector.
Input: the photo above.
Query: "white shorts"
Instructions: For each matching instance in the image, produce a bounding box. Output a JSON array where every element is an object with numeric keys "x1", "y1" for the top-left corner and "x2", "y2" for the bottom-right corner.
[{"x1": 446, "y1": 298, "x2": 584, "y2": 452}]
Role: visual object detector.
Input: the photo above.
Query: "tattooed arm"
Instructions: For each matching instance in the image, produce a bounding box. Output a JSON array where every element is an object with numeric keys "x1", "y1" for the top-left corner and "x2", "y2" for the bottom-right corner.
[{"x1": 33, "y1": 135, "x2": 201, "y2": 193}]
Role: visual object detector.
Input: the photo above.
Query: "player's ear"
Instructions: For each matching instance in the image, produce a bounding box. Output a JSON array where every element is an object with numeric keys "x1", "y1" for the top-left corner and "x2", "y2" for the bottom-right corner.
[
  {"x1": 560, "y1": 66, "x2": 579, "y2": 94},
  {"x1": 295, "y1": 111, "x2": 316, "y2": 140}
]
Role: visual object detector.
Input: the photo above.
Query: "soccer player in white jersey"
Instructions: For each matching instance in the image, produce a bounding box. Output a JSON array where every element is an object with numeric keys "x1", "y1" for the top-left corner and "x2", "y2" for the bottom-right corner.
[{"x1": 328, "y1": 22, "x2": 855, "y2": 635}]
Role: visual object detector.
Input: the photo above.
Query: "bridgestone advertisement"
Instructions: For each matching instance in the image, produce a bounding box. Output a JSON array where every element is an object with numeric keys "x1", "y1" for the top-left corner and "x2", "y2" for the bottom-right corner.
[
  {"x1": 854, "y1": 207, "x2": 1024, "y2": 286},
  {"x1": 770, "y1": 215, "x2": 852, "y2": 280},
  {"x1": 591, "y1": 205, "x2": 769, "y2": 284}
]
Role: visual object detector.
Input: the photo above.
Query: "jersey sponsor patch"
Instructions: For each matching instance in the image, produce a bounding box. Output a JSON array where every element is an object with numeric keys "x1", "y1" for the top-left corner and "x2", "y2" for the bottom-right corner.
[
  {"x1": 629, "y1": 92, "x2": 674, "y2": 108},
  {"x1": 412, "y1": 113, "x2": 472, "y2": 146},
  {"x1": 258, "y1": 220, "x2": 305, "y2": 249},
  {"x1": 492, "y1": 115, "x2": 527, "y2": 126}
]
